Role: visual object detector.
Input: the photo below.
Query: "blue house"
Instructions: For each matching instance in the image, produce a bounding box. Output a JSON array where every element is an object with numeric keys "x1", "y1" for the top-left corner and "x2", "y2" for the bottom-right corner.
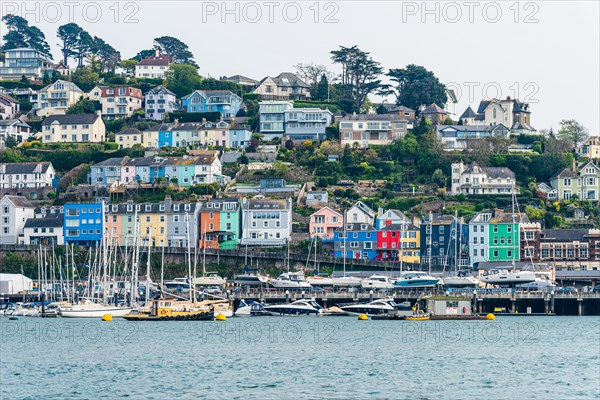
[
  {"x1": 419, "y1": 214, "x2": 468, "y2": 270},
  {"x1": 333, "y1": 223, "x2": 377, "y2": 260},
  {"x1": 181, "y1": 90, "x2": 243, "y2": 118},
  {"x1": 64, "y1": 203, "x2": 104, "y2": 245}
]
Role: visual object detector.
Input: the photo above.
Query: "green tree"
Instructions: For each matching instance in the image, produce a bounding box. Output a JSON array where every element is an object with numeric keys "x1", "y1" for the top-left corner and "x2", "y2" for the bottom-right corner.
[
  {"x1": 120, "y1": 59, "x2": 138, "y2": 75},
  {"x1": 4, "y1": 136, "x2": 18, "y2": 148},
  {"x1": 558, "y1": 119, "x2": 589, "y2": 150},
  {"x1": 66, "y1": 98, "x2": 99, "y2": 114},
  {"x1": 42, "y1": 70, "x2": 51, "y2": 84},
  {"x1": 133, "y1": 49, "x2": 154, "y2": 61},
  {"x1": 2, "y1": 15, "x2": 51, "y2": 54},
  {"x1": 19, "y1": 74, "x2": 29, "y2": 84},
  {"x1": 57, "y1": 23, "x2": 84, "y2": 65},
  {"x1": 71, "y1": 67, "x2": 99, "y2": 92},
  {"x1": 154, "y1": 36, "x2": 197, "y2": 67},
  {"x1": 330, "y1": 45, "x2": 382, "y2": 111},
  {"x1": 0, "y1": 148, "x2": 25, "y2": 163},
  {"x1": 432, "y1": 169, "x2": 447, "y2": 188},
  {"x1": 386, "y1": 64, "x2": 448, "y2": 113},
  {"x1": 165, "y1": 64, "x2": 202, "y2": 97}
]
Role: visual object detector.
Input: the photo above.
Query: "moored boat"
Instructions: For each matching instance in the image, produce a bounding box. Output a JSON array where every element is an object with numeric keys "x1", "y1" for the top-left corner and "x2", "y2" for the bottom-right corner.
[
  {"x1": 123, "y1": 298, "x2": 213, "y2": 321},
  {"x1": 269, "y1": 272, "x2": 312, "y2": 289},
  {"x1": 60, "y1": 302, "x2": 133, "y2": 318},
  {"x1": 360, "y1": 275, "x2": 394, "y2": 290},
  {"x1": 393, "y1": 271, "x2": 441, "y2": 289},
  {"x1": 340, "y1": 298, "x2": 412, "y2": 317},
  {"x1": 263, "y1": 299, "x2": 323, "y2": 316},
  {"x1": 481, "y1": 269, "x2": 536, "y2": 285}
]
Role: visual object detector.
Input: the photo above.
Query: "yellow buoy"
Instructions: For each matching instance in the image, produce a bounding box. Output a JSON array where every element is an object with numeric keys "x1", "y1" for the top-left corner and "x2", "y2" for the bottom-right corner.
[
  {"x1": 215, "y1": 313, "x2": 226, "y2": 321},
  {"x1": 101, "y1": 314, "x2": 113, "y2": 321},
  {"x1": 486, "y1": 313, "x2": 496, "y2": 320},
  {"x1": 358, "y1": 314, "x2": 368, "y2": 320}
]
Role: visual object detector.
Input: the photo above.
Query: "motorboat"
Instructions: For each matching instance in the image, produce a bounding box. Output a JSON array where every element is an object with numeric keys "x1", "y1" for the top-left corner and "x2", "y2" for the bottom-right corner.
[
  {"x1": 307, "y1": 276, "x2": 334, "y2": 286},
  {"x1": 516, "y1": 272, "x2": 555, "y2": 289},
  {"x1": 360, "y1": 275, "x2": 394, "y2": 290},
  {"x1": 233, "y1": 273, "x2": 269, "y2": 286},
  {"x1": 235, "y1": 299, "x2": 269, "y2": 316},
  {"x1": 394, "y1": 271, "x2": 441, "y2": 289},
  {"x1": 163, "y1": 278, "x2": 191, "y2": 293},
  {"x1": 60, "y1": 302, "x2": 133, "y2": 318},
  {"x1": 481, "y1": 269, "x2": 536, "y2": 285},
  {"x1": 441, "y1": 271, "x2": 480, "y2": 287},
  {"x1": 263, "y1": 299, "x2": 323, "y2": 316},
  {"x1": 269, "y1": 272, "x2": 312, "y2": 289},
  {"x1": 330, "y1": 276, "x2": 363, "y2": 287},
  {"x1": 193, "y1": 273, "x2": 226, "y2": 287},
  {"x1": 340, "y1": 298, "x2": 412, "y2": 317}
]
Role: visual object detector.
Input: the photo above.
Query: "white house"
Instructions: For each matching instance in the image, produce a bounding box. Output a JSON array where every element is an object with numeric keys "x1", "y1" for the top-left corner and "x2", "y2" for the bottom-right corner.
[
  {"x1": 23, "y1": 212, "x2": 64, "y2": 245},
  {"x1": 0, "y1": 195, "x2": 35, "y2": 244},
  {"x1": 0, "y1": 118, "x2": 32, "y2": 148},
  {"x1": 346, "y1": 201, "x2": 375, "y2": 225},
  {"x1": 145, "y1": 86, "x2": 178, "y2": 121},
  {"x1": 135, "y1": 49, "x2": 173, "y2": 79},
  {"x1": 468, "y1": 212, "x2": 492, "y2": 266},
  {"x1": 34, "y1": 80, "x2": 83, "y2": 117},
  {"x1": 40, "y1": 113, "x2": 105, "y2": 143},
  {"x1": 437, "y1": 124, "x2": 510, "y2": 151},
  {"x1": 240, "y1": 198, "x2": 293, "y2": 246},
  {"x1": 0, "y1": 162, "x2": 55, "y2": 189},
  {"x1": 460, "y1": 97, "x2": 536, "y2": 134},
  {"x1": 451, "y1": 162, "x2": 518, "y2": 195},
  {"x1": 0, "y1": 48, "x2": 54, "y2": 80},
  {"x1": 339, "y1": 114, "x2": 408, "y2": 148}
]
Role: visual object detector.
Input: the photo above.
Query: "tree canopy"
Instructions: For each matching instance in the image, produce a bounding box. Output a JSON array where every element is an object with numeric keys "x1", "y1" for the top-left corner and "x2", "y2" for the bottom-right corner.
[
  {"x1": 386, "y1": 64, "x2": 448, "y2": 113},
  {"x1": 154, "y1": 36, "x2": 197, "y2": 67},
  {"x1": 165, "y1": 64, "x2": 202, "y2": 97},
  {"x1": 558, "y1": 119, "x2": 589, "y2": 150},
  {"x1": 1, "y1": 15, "x2": 51, "y2": 55}
]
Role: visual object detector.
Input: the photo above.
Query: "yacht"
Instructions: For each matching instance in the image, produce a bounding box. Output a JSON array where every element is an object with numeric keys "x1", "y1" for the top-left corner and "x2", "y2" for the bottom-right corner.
[
  {"x1": 263, "y1": 299, "x2": 323, "y2": 316},
  {"x1": 60, "y1": 302, "x2": 133, "y2": 318},
  {"x1": 393, "y1": 271, "x2": 441, "y2": 289},
  {"x1": 193, "y1": 273, "x2": 226, "y2": 287},
  {"x1": 269, "y1": 272, "x2": 312, "y2": 289},
  {"x1": 235, "y1": 299, "x2": 269, "y2": 316},
  {"x1": 360, "y1": 275, "x2": 394, "y2": 290},
  {"x1": 516, "y1": 272, "x2": 555, "y2": 289},
  {"x1": 233, "y1": 273, "x2": 269, "y2": 286},
  {"x1": 340, "y1": 298, "x2": 412, "y2": 317},
  {"x1": 330, "y1": 276, "x2": 363, "y2": 287},
  {"x1": 441, "y1": 270, "x2": 480, "y2": 287},
  {"x1": 307, "y1": 276, "x2": 334, "y2": 286},
  {"x1": 481, "y1": 269, "x2": 536, "y2": 285},
  {"x1": 163, "y1": 278, "x2": 191, "y2": 293}
]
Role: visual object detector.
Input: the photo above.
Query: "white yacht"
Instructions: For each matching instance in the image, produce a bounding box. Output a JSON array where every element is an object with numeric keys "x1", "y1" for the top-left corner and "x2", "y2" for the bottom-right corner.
[
  {"x1": 263, "y1": 299, "x2": 323, "y2": 316},
  {"x1": 393, "y1": 271, "x2": 441, "y2": 289},
  {"x1": 360, "y1": 275, "x2": 394, "y2": 290},
  {"x1": 60, "y1": 302, "x2": 133, "y2": 318},
  {"x1": 269, "y1": 272, "x2": 312, "y2": 289},
  {"x1": 235, "y1": 299, "x2": 269, "y2": 316},
  {"x1": 481, "y1": 269, "x2": 536, "y2": 285},
  {"x1": 307, "y1": 276, "x2": 334, "y2": 286},
  {"x1": 233, "y1": 273, "x2": 269, "y2": 286},
  {"x1": 441, "y1": 271, "x2": 480, "y2": 287},
  {"x1": 340, "y1": 298, "x2": 412, "y2": 317},
  {"x1": 193, "y1": 273, "x2": 226, "y2": 287},
  {"x1": 331, "y1": 276, "x2": 363, "y2": 287}
]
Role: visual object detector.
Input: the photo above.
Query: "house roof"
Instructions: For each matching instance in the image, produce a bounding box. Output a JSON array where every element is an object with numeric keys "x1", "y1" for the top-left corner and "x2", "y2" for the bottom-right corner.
[
  {"x1": 460, "y1": 106, "x2": 477, "y2": 119},
  {"x1": 0, "y1": 119, "x2": 31, "y2": 129},
  {"x1": 145, "y1": 122, "x2": 174, "y2": 132},
  {"x1": 541, "y1": 229, "x2": 589, "y2": 242},
  {"x1": 225, "y1": 75, "x2": 259, "y2": 85},
  {"x1": 41, "y1": 114, "x2": 100, "y2": 126},
  {"x1": 489, "y1": 212, "x2": 529, "y2": 224},
  {"x1": 341, "y1": 114, "x2": 407, "y2": 122},
  {"x1": 245, "y1": 199, "x2": 289, "y2": 210},
  {"x1": 116, "y1": 128, "x2": 142, "y2": 136},
  {"x1": 220, "y1": 151, "x2": 241, "y2": 164},
  {"x1": 39, "y1": 80, "x2": 82, "y2": 93},
  {"x1": 197, "y1": 199, "x2": 239, "y2": 212},
  {"x1": 24, "y1": 215, "x2": 64, "y2": 228},
  {"x1": 0, "y1": 93, "x2": 18, "y2": 103},
  {"x1": 310, "y1": 206, "x2": 342, "y2": 218},
  {"x1": 138, "y1": 51, "x2": 173, "y2": 66},
  {"x1": 0, "y1": 162, "x2": 52, "y2": 174},
  {"x1": 342, "y1": 222, "x2": 376, "y2": 231},
  {"x1": 146, "y1": 86, "x2": 176, "y2": 96},
  {"x1": 482, "y1": 167, "x2": 515, "y2": 179},
  {"x1": 259, "y1": 72, "x2": 310, "y2": 88},
  {"x1": 552, "y1": 168, "x2": 578, "y2": 179},
  {"x1": 421, "y1": 103, "x2": 448, "y2": 115},
  {"x1": 1, "y1": 195, "x2": 34, "y2": 208},
  {"x1": 378, "y1": 209, "x2": 408, "y2": 221},
  {"x1": 380, "y1": 222, "x2": 418, "y2": 231}
]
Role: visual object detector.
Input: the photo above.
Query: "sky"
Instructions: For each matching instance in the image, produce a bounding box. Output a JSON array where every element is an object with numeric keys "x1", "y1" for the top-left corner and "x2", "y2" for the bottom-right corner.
[{"x1": 1, "y1": 0, "x2": 599, "y2": 133}]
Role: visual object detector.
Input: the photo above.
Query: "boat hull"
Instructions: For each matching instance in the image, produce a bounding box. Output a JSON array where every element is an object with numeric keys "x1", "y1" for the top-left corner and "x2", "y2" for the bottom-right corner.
[
  {"x1": 60, "y1": 307, "x2": 133, "y2": 318},
  {"x1": 123, "y1": 310, "x2": 214, "y2": 321},
  {"x1": 263, "y1": 306, "x2": 321, "y2": 316},
  {"x1": 394, "y1": 279, "x2": 440, "y2": 289}
]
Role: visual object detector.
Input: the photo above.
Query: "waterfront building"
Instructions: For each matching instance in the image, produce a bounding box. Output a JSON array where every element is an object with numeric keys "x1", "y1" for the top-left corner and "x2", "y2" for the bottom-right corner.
[
  {"x1": 377, "y1": 222, "x2": 421, "y2": 264},
  {"x1": 63, "y1": 203, "x2": 104, "y2": 245},
  {"x1": 333, "y1": 222, "x2": 377, "y2": 260},
  {"x1": 309, "y1": 206, "x2": 343, "y2": 241},
  {"x1": 346, "y1": 201, "x2": 375, "y2": 225},
  {"x1": 376, "y1": 208, "x2": 409, "y2": 229},
  {"x1": 198, "y1": 198, "x2": 240, "y2": 249},
  {"x1": 240, "y1": 198, "x2": 293, "y2": 246},
  {"x1": 23, "y1": 209, "x2": 64, "y2": 245},
  {"x1": 0, "y1": 195, "x2": 35, "y2": 245},
  {"x1": 420, "y1": 214, "x2": 468, "y2": 270}
]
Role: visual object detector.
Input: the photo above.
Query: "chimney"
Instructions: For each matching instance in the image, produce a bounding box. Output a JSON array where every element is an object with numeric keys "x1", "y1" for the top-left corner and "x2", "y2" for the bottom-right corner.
[
  {"x1": 155, "y1": 48, "x2": 160, "y2": 57},
  {"x1": 572, "y1": 157, "x2": 577, "y2": 172},
  {"x1": 493, "y1": 208, "x2": 503, "y2": 217},
  {"x1": 96, "y1": 110, "x2": 102, "y2": 116},
  {"x1": 165, "y1": 195, "x2": 172, "y2": 211},
  {"x1": 202, "y1": 118, "x2": 207, "y2": 123}
]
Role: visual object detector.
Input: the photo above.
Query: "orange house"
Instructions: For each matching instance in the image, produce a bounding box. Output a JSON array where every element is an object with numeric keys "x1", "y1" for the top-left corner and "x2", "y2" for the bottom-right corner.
[{"x1": 198, "y1": 206, "x2": 220, "y2": 248}]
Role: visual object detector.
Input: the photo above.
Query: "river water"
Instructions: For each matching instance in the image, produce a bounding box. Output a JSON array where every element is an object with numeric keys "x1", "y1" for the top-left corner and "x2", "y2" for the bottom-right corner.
[{"x1": 1, "y1": 316, "x2": 599, "y2": 399}]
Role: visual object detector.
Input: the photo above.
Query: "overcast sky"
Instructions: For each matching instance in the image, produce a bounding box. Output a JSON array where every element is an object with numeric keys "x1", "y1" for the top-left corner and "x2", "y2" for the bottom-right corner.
[{"x1": 2, "y1": 1, "x2": 599, "y2": 133}]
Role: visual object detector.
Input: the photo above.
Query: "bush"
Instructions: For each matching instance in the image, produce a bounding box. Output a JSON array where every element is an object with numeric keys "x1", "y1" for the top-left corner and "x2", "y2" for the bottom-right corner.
[
  {"x1": 168, "y1": 112, "x2": 221, "y2": 123},
  {"x1": 104, "y1": 142, "x2": 118, "y2": 150}
]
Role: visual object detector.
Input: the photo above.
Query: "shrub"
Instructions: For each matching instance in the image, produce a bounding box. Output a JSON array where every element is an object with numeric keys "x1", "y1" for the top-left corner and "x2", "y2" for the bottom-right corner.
[{"x1": 104, "y1": 142, "x2": 119, "y2": 150}]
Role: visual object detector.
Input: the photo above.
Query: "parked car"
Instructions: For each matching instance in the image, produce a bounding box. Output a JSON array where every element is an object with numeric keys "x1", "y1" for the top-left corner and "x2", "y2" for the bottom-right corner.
[{"x1": 556, "y1": 287, "x2": 577, "y2": 294}]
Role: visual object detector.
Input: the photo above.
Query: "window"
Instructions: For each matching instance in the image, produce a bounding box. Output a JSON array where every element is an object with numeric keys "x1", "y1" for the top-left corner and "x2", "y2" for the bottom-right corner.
[
  {"x1": 507, "y1": 250, "x2": 513, "y2": 258},
  {"x1": 493, "y1": 250, "x2": 499, "y2": 257},
  {"x1": 493, "y1": 225, "x2": 498, "y2": 233}
]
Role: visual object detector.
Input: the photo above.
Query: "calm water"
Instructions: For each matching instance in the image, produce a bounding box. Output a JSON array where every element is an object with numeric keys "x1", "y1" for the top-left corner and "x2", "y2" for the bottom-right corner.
[{"x1": 1, "y1": 316, "x2": 599, "y2": 399}]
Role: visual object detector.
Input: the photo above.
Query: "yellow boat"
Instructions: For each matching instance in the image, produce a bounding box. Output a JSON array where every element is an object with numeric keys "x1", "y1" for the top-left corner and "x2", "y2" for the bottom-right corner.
[
  {"x1": 405, "y1": 315, "x2": 431, "y2": 321},
  {"x1": 124, "y1": 299, "x2": 214, "y2": 321}
]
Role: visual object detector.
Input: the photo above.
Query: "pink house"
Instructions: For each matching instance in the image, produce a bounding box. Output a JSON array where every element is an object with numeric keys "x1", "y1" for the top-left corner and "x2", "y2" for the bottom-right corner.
[{"x1": 309, "y1": 206, "x2": 343, "y2": 241}]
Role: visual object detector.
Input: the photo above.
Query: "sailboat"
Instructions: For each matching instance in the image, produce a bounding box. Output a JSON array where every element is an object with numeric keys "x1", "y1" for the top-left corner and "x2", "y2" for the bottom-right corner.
[
  {"x1": 194, "y1": 221, "x2": 226, "y2": 287},
  {"x1": 441, "y1": 215, "x2": 479, "y2": 287}
]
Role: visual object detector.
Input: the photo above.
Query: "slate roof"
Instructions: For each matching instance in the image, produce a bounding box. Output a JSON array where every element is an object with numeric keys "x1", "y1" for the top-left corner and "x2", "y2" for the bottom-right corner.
[
  {"x1": 489, "y1": 213, "x2": 529, "y2": 224},
  {"x1": 197, "y1": 199, "x2": 239, "y2": 212},
  {"x1": 225, "y1": 75, "x2": 259, "y2": 85},
  {"x1": 0, "y1": 119, "x2": 31, "y2": 129},
  {"x1": 116, "y1": 128, "x2": 142, "y2": 136},
  {"x1": 482, "y1": 167, "x2": 515, "y2": 179},
  {"x1": 2, "y1": 195, "x2": 34, "y2": 208},
  {"x1": 259, "y1": 72, "x2": 310, "y2": 88},
  {"x1": 0, "y1": 162, "x2": 52, "y2": 174},
  {"x1": 541, "y1": 229, "x2": 588, "y2": 242},
  {"x1": 342, "y1": 222, "x2": 376, "y2": 231},
  {"x1": 341, "y1": 114, "x2": 406, "y2": 122},
  {"x1": 146, "y1": 86, "x2": 176, "y2": 96},
  {"x1": 24, "y1": 215, "x2": 64, "y2": 228},
  {"x1": 421, "y1": 103, "x2": 448, "y2": 115},
  {"x1": 245, "y1": 199, "x2": 289, "y2": 210},
  {"x1": 42, "y1": 114, "x2": 100, "y2": 126},
  {"x1": 552, "y1": 168, "x2": 578, "y2": 179},
  {"x1": 220, "y1": 151, "x2": 241, "y2": 164},
  {"x1": 460, "y1": 106, "x2": 477, "y2": 119},
  {"x1": 380, "y1": 223, "x2": 418, "y2": 231}
]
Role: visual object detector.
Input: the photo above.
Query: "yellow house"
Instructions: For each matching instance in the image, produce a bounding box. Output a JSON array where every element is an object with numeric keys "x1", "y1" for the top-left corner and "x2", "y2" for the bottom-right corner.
[
  {"x1": 115, "y1": 128, "x2": 144, "y2": 149},
  {"x1": 40, "y1": 113, "x2": 105, "y2": 143},
  {"x1": 139, "y1": 210, "x2": 168, "y2": 247},
  {"x1": 35, "y1": 80, "x2": 83, "y2": 117},
  {"x1": 577, "y1": 136, "x2": 600, "y2": 159},
  {"x1": 378, "y1": 223, "x2": 421, "y2": 264}
]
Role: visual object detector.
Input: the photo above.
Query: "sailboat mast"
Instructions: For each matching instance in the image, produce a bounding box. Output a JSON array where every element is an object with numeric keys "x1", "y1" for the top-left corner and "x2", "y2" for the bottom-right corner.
[
  {"x1": 160, "y1": 244, "x2": 165, "y2": 293},
  {"x1": 186, "y1": 212, "x2": 192, "y2": 301},
  {"x1": 145, "y1": 229, "x2": 151, "y2": 304}
]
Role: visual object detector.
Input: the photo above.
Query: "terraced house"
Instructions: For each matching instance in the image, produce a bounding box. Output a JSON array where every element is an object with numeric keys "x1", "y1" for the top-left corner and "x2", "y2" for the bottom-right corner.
[
  {"x1": 420, "y1": 214, "x2": 467, "y2": 270},
  {"x1": 377, "y1": 223, "x2": 420, "y2": 264},
  {"x1": 198, "y1": 199, "x2": 241, "y2": 249},
  {"x1": 333, "y1": 223, "x2": 377, "y2": 260},
  {"x1": 240, "y1": 198, "x2": 293, "y2": 246},
  {"x1": 144, "y1": 86, "x2": 178, "y2": 121},
  {"x1": 63, "y1": 203, "x2": 104, "y2": 246},
  {"x1": 0, "y1": 162, "x2": 55, "y2": 189},
  {"x1": 197, "y1": 120, "x2": 252, "y2": 148},
  {"x1": 309, "y1": 206, "x2": 343, "y2": 240}
]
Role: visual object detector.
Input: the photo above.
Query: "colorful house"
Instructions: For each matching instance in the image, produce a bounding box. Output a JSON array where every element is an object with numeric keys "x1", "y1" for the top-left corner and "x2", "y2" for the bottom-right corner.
[
  {"x1": 309, "y1": 206, "x2": 343, "y2": 241},
  {"x1": 376, "y1": 208, "x2": 409, "y2": 229},
  {"x1": 419, "y1": 214, "x2": 468, "y2": 270},
  {"x1": 181, "y1": 90, "x2": 243, "y2": 118},
  {"x1": 333, "y1": 223, "x2": 377, "y2": 260},
  {"x1": 198, "y1": 199, "x2": 240, "y2": 249},
  {"x1": 377, "y1": 223, "x2": 420, "y2": 264},
  {"x1": 64, "y1": 203, "x2": 103, "y2": 245}
]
